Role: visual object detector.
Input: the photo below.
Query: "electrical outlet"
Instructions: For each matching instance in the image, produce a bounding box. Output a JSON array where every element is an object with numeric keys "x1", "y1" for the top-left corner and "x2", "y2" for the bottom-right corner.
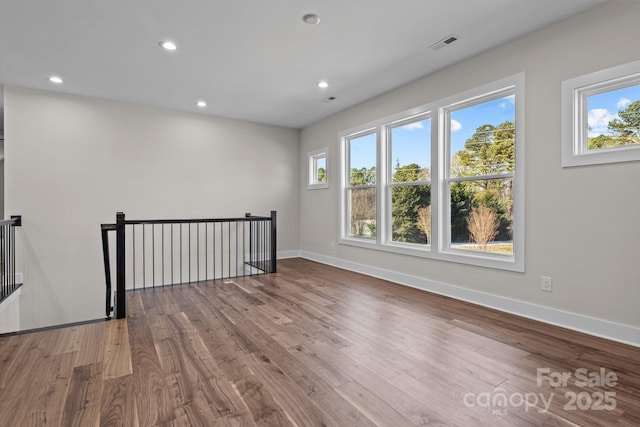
[{"x1": 541, "y1": 276, "x2": 553, "y2": 292}]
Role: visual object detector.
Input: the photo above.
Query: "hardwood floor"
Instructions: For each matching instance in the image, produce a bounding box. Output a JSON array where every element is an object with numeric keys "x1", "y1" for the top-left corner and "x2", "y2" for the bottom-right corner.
[{"x1": 1, "y1": 258, "x2": 638, "y2": 426}]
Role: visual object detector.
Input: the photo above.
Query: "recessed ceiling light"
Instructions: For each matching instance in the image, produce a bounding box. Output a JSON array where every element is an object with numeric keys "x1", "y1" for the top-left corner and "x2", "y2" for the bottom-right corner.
[
  {"x1": 196, "y1": 100, "x2": 207, "y2": 108},
  {"x1": 49, "y1": 75, "x2": 63, "y2": 84},
  {"x1": 317, "y1": 81, "x2": 329, "y2": 89},
  {"x1": 303, "y1": 14, "x2": 320, "y2": 25},
  {"x1": 159, "y1": 40, "x2": 178, "y2": 51}
]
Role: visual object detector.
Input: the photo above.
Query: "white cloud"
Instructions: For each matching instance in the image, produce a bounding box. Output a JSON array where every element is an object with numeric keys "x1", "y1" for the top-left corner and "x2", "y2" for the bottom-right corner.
[
  {"x1": 617, "y1": 98, "x2": 631, "y2": 109},
  {"x1": 500, "y1": 94, "x2": 515, "y2": 108},
  {"x1": 402, "y1": 121, "x2": 424, "y2": 130},
  {"x1": 451, "y1": 119, "x2": 462, "y2": 132},
  {"x1": 588, "y1": 108, "x2": 617, "y2": 136}
]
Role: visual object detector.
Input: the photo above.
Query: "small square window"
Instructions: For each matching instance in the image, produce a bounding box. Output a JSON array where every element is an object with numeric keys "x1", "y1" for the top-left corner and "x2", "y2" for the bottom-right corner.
[
  {"x1": 562, "y1": 60, "x2": 640, "y2": 167},
  {"x1": 308, "y1": 148, "x2": 329, "y2": 189}
]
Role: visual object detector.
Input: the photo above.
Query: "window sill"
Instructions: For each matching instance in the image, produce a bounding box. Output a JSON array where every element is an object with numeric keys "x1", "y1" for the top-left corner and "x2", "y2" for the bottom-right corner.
[
  {"x1": 338, "y1": 237, "x2": 523, "y2": 272},
  {"x1": 307, "y1": 183, "x2": 329, "y2": 190}
]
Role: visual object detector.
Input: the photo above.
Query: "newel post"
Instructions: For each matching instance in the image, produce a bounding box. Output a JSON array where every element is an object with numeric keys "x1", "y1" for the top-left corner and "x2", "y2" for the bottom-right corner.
[
  {"x1": 270, "y1": 210, "x2": 277, "y2": 273},
  {"x1": 115, "y1": 211, "x2": 127, "y2": 319}
]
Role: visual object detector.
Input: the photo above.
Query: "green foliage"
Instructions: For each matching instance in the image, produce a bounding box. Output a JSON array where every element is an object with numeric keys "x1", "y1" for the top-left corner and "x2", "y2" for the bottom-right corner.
[
  {"x1": 349, "y1": 166, "x2": 377, "y2": 237},
  {"x1": 588, "y1": 134, "x2": 618, "y2": 150},
  {"x1": 450, "y1": 182, "x2": 511, "y2": 244},
  {"x1": 317, "y1": 167, "x2": 326, "y2": 183},
  {"x1": 455, "y1": 121, "x2": 515, "y2": 176},
  {"x1": 350, "y1": 187, "x2": 376, "y2": 238},
  {"x1": 391, "y1": 163, "x2": 430, "y2": 243},
  {"x1": 589, "y1": 100, "x2": 640, "y2": 149},
  {"x1": 451, "y1": 121, "x2": 515, "y2": 244},
  {"x1": 472, "y1": 190, "x2": 512, "y2": 241},
  {"x1": 608, "y1": 100, "x2": 640, "y2": 142},
  {"x1": 347, "y1": 118, "x2": 517, "y2": 247},
  {"x1": 450, "y1": 182, "x2": 473, "y2": 242},
  {"x1": 350, "y1": 167, "x2": 376, "y2": 186}
]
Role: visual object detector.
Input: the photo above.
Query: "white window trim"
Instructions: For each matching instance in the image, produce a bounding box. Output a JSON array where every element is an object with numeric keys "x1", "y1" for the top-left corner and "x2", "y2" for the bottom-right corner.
[
  {"x1": 307, "y1": 148, "x2": 329, "y2": 189},
  {"x1": 340, "y1": 128, "x2": 377, "y2": 244},
  {"x1": 562, "y1": 59, "x2": 640, "y2": 167},
  {"x1": 339, "y1": 73, "x2": 524, "y2": 272}
]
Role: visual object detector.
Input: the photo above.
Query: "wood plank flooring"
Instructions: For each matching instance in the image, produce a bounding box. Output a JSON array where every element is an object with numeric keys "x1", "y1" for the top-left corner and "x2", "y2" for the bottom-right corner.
[{"x1": 1, "y1": 258, "x2": 639, "y2": 426}]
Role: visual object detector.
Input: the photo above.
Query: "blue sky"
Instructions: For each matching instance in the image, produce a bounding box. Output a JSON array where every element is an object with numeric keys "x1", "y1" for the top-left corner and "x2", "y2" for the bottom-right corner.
[
  {"x1": 350, "y1": 85, "x2": 640, "y2": 171},
  {"x1": 350, "y1": 95, "x2": 516, "y2": 171},
  {"x1": 587, "y1": 84, "x2": 640, "y2": 137}
]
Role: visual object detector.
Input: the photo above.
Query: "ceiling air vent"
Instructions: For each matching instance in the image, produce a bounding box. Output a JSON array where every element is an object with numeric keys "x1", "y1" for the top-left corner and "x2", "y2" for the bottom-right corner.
[
  {"x1": 321, "y1": 96, "x2": 337, "y2": 104},
  {"x1": 430, "y1": 34, "x2": 459, "y2": 51}
]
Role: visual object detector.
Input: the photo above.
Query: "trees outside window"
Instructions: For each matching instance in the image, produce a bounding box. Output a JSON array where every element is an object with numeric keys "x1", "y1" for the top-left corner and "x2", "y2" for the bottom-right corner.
[
  {"x1": 346, "y1": 132, "x2": 376, "y2": 239},
  {"x1": 417, "y1": 206, "x2": 432, "y2": 245},
  {"x1": 588, "y1": 98, "x2": 640, "y2": 149},
  {"x1": 447, "y1": 96, "x2": 515, "y2": 255},
  {"x1": 389, "y1": 117, "x2": 431, "y2": 245},
  {"x1": 467, "y1": 205, "x2": 500, "y2": 252}
]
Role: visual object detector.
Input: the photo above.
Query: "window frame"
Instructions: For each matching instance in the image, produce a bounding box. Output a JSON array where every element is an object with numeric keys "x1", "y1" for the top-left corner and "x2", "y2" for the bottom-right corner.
[
  {"x1": 384, "y1": 113, "x2": 433, "y2": 250},
  {"x1": 307, "y1": 148, "x2": 329, "y2": 189},
  {"x1": 441, "y1": 86, "x2": 518, "y2": 263},
  {"x1": 341, "y1": 128, "x2": 378, "y2": 243},
  {"x1": 339, "y1": 73, "x2": 524, "y2": 272},
  {"x1": 561, "y1": 59, "x2": 640, "y2": 167}
]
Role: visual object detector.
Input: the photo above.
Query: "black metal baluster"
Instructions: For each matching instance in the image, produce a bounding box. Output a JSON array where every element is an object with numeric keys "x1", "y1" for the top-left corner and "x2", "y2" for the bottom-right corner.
[
  {"x1": 211, "y1": 222, "x2": 217, "y2": 280},
  {"x1": 171, "y1": 223, "x2": 174, "y2": 285},
  {"x1": 270, "y1": 211, "x2": 277, "y2": 273},
  {"x1": 115, "y1": 212, "x2": 126, "y2": 319},
  {"x1": 233, "y1": 222, "x2": 238, "y2": 277},
  {"x1": 142, "y1": 224, "x2": 146, "y2": 289},
  {"x1": 4, "y1": 224, "x2": 8, "y2": 296},
  {"x1": 206, "y1": 223, "x2": 209, "y2": 280},
  {"x1": 242, "y1": 220, "x2": 246, "y2": 277},
  {"x1": 101, "y1": 226, "x2": 112, "y2": 318},
  {"x1": 247, "y1": 215, "x2": 253, "y2": 276},
  {"x1": 162, "y1": 224, "x2": 165, "y2": 286},
  {"x1": 152, "y1": 224, "x2": 155, "y2": 288},
  {"x1": 132, "y1": 225, "x2": 136, "y2": 289},
  {"x1": 1, "y1": 225, "x2": 5, "y2": 299},
  {"x1": 11, "y1": 223, "x2": 15, "y2": 292},
  {"x1": 220, "y1": 222, "x2": 224, "y2": 280}
]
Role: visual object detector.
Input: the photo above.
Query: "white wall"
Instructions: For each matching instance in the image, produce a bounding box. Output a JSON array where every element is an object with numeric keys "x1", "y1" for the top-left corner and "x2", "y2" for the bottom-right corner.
[
  {"x1": 299, "y1": 1, "x2": 640, "y2": 342},
  {"x1": 0, "y1": 288, "x2": 20, "y2": 333},
  {"x1": 5, "y1": 87, "x2": 299, "y2": 330}
]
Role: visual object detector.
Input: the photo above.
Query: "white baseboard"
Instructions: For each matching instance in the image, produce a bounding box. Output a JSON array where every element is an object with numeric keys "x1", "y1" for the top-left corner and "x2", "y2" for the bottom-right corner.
[
  {"x1": 277, "y1": 250, "x2": 302, "y2": 259},
  {"x1": 297, "y1": 250, "x2": 640, "y2": 348},
  {"x1": 0, "y1": 286, "x2": 22, "y2": 314}
]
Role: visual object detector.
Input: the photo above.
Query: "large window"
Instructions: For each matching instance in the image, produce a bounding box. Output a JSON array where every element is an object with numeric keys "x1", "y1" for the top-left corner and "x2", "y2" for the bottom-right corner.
[
  {"x1": 339, "y1": 74, "x2": 524, "y2": 271},
  {"x1": 562, "y1": 60, "x2": 640, "y2": 167}
]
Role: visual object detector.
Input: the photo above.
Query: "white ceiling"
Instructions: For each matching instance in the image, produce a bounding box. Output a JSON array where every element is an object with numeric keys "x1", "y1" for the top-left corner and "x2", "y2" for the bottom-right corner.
[{"x1": 0, "y1": 0, "x2": 607, "y2": 129}]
